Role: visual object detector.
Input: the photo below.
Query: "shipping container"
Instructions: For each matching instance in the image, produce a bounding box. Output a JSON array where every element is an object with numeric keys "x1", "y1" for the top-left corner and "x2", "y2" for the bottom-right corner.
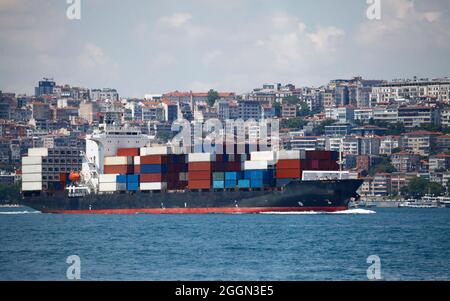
[
  {"x1": 134, "y1": 156, "x2": 141, "y2": 165},
  {"x1": 140, "y1": 155, "x2": 168, "y2": 165},
  {"x1": 104, "y1": 156, "x2": 133, "y2": 166},
  {"x1": 188, "y1": 179, "x2": 211, "y2": 189},
  {"x1": 117, "y1": 148, "x2": 140, "y2": 157},
  {"x1": 276, "y1": 169, "x2": 302, "y2": 179},
  {"x1": 28, "y1": 148, "x2": 48, "y2": 157},
  {"x1": 134, "y1": 165, "x2": 141, "y2": 174},
  {"x1": 188, "y1": 171, "x2": 212, "y2": 180},
  {"x1": 140, "y1": 164, "x2": 168, "y2": 174},
  {"x1": 22, "y1": 164, "x2": 42, "y2": 174},
  {"x1": 225, "y1": 180, "x2": 237, "y2": 189},
  {"x1": 140, "y1": 146, "x2": 172, "y2": 156},
  {"x1": 250, "y1": 151, "x2": 276, "y2": 162},
  {"x1": 302, "y1": 171, "x2": 349, "y2": 181},
  {"x1": 127, "y1": 182, "x2": 139, "y2": 191},
  {"x1": 140, "y1": 173, "x2": 166, "y2": 182},
  {"x1": 99, "y1": 174, "x2": 118, "y2": 183},
  {"x1": 212, "y1": 172, "x2": 225, "y2": 181},
  {"x1": 116, "y1": 175, "x2": 127, "y2": 183},
  {"x1": 179, "y1": 172, "x2": 188, "y2": 181},
  {"x1": 22, "y1": 173, "x2": 42, "y2": 182},
  {"x1": 244, "y1": 170, "x2": 264, "y2": 180},
  {"x1": 127, "y1": 175, "x2": 139, "y2": 183},
  {"x1": 213, "y1": 181, "x2": 225, "y2": 189},
  {"x1": 22, "y1": 182, "x2": 43, "y2": 191},
  {"x1": 243, "y1": 160, "x2": 268, "y2": 170},
  {"x1": 225, "y1": 172, "x2": 241, "y2": 181},
  {"x1": 276, "y1": 159, "x2": 301, "y2": 169},
  {"x1": 99, "y1": 183, "x2": 118, "y2": 192},
  {"x1": 104, "y1": 165, "x2": 134, "y2": 175},
  {"x1": 140, "y1": 182, "x2": 167, "y2": 191},
  {"x1": 188, "y1": 162, "x2": 212, "y2": 171},
  {"x1": 22, "y1": 156, "x2": 43, "y2": 166},
  {"x1": 250, "y1": 179, "x2": 263, "y2": 188},
  {"x1": 188, "y1": 153, "x2": 215, "y2": 162},
  {"x1": 277, "y1": 150, "x2": 305, "y2": 160},
  {"x1": 117, "y1": 183, "x2": 127, "y2": 191},
  {"x1": 238, "y1": 179, "x2": 250, "y2": 188}
]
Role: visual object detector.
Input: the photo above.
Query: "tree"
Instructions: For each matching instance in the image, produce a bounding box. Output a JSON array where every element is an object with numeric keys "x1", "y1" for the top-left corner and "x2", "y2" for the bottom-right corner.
[
  {"x1": 0, "y1": 184, "x2": 21, "y2": 204},
  {"x1": 369, "y1": 157, "x2": 397, "y2": 176},
  {"x1": 283, "y1": 95, "x2": 299, "y2": 105},
  {"x1": 316, "y1": 119, "x2": 336, "y2": 135},
  {"x1": 272, "y1": 102, "x2": 282, "y2": 118},
  {"x1": 297, "y1": 102, "x2": 311, "y2": 117},
  {"x1": 403, "y1": 177, "x2": 445, "y2": 198},
  {"x1": 207, "y1": 89, "x2": 219, "y2": 107},
  {"x1": 281, "y1": 117, "x2": 307, "y2": 129}
]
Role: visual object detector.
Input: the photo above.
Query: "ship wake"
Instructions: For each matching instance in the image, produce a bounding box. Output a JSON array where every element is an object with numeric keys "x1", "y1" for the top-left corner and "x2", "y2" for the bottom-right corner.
[{"x1": 261, "y1": 209, "x2": 376, "y2": 215}]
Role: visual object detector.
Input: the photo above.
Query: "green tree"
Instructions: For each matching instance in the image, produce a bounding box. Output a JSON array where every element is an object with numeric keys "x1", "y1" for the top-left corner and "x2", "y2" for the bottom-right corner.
[
  {"x1": 281, "y1": 117, "x2": 307, "y2": 129},
  {"x1": 272, "y1": 102, "x2": 282, "y2": 118},
  {"x1": 369, "y1": 157, "x2": 397, "y2": 176},
  {"x1": 316, "y1": 119, "x2": 337, "y2": 135},
  {"x1": 0, "y1": 184, "x2": 21, "y2": 204},
  {"x1": 297, "y1": 102, "x2": 311, "y2": 117},
  {"x1": 403, "y1": 177, "x2": 445, "y2": 198},
  {"x1": 207, "y1": 89, "x2": 219, "y2": 107},
  {"x1": 283, "y1": 95, "x2": 299, "y2": 105}
]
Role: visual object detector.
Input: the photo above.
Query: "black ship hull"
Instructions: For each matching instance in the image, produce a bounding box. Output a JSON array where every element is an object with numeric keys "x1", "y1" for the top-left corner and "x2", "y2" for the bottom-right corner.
[{"x1": 20, "y1": 179, "x2": 363, "y2": 214}]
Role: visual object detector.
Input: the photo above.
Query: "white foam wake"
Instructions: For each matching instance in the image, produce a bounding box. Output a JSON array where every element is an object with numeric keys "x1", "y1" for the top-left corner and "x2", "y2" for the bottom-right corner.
[
  {"x1": 261, "y1": 208, "x2": 376, "y2": 215},
  {"x1": 0, "y1": 211, "x2": 41, "y2": 215}
]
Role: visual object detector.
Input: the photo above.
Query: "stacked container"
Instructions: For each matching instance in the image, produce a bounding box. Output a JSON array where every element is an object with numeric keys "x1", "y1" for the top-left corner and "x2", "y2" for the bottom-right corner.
[
  {"x1": 140, "y1": 154, "x2": 168, "y2": 191},
  {"x1": 241, "y1": 151, "x2": 276, "y2": 189},
  {"x1": 98, "y1": 174, "x2": 119, "y2": 192},
  {"x1": 21, "y1": 154, "x2": 44, "y2": 192},
  {"x1": 303, "y1": 151, "x2": 339, "y2": 172},
  {"x1": 188, "y1": 153, "x2": 215, "y2": 190},
  {"x1": 275, "y1": 150, "x2": 304, "y2": 186},
  {"x1": 104, "y1": 156, "x2": 134, "y2": 174}
]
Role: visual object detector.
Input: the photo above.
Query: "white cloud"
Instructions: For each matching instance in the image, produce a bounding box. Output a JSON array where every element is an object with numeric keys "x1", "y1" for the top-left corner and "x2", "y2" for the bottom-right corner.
[
  {"x1": 307, "y1": 26, "x2": 345, "y2": 52},
  {"x1": 159, "y1": 13, "x2": 192, "y2": 28}
]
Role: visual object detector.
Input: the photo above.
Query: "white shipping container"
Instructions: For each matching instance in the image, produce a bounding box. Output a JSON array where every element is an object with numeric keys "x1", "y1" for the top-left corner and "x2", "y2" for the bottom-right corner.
[
  {"x1": 22, "y1": 182, "x2": 42, "y2": 191},
  {"x1": 243, "y1": 160, "x2": 268, "y2": 170},
  {"x1": 140, "y1": 146, "x2": 172, "y2": 156},
  {"x1": 28, "y1": 148, "x2": 48, "y2": 157},
  {"x1": 116, "y1": 183, "x2": 127, "y2": 191},
  {"x1": 179, "y1": 172, "x2": 188, "y2": 181},
  {"x1": 277, "y1": 150, "x2": 303, "y2": 160},
  {"x1": 134, "y1": 156, "x2": 141, "y2": 165},
  {"x1": 251, "y1": 151, "x2": 276, "y2": 162},
  {"x1": 99, "y1": 182, "x2": 118, "y2": 192},
  {"x1": 140, "y1": 182, "x2": 167, "y2": 191},
  {"x1": 104, "y1": 156, "x2": 133, "y2": 166},
  {"x1": 22, "y1": 173, "x2": 42, "y2": 182},
  {"x1": 22, "y1": 164, "x2": 42, "y2": 174},
  {"x1": 22, "y1": 156, "x2": 43, "y2": 166},
  {"x1": 99, "y1": 174, "x2": 119, "y2": 183},
  {"x1": 188, "y1": 153, "x2": 215, "y2": 162},
  {"x1": 302, "y1": 171, "x2": 350, "y2": 181}
]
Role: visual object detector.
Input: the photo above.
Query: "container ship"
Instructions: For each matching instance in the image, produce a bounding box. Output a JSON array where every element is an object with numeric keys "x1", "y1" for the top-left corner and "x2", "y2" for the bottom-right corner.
[{"x1": 20, "y1": 125, "x2": 363, "y2": 214}]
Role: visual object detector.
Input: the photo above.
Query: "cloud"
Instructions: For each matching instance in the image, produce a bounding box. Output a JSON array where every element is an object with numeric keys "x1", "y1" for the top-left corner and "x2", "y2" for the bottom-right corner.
[{"x1": 159, "y1": 13, "x2": 192, "y2": 28}]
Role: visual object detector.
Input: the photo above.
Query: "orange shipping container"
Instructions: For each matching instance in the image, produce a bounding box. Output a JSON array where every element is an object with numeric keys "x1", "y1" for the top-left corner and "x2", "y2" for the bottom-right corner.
[
  {"x1": 188, "y1": 179, "x2": 211, "y2": 189},
  {"x1": 104, "y1": 165, "x2": 133, "y2": 174},
  {"x1": 140, "y1": 173, "x2": 166, "y2": 182},
  {"x1": 188, "y1": 171, "x2": 212, "y2": 180},
  {"x1": 276, "y1": 169, "x2": 302, "y2": 179},
  {"x1": 188, "y1": 162, "x2": 213, "y2": 171},
  {"x1": 117, "y1": 148, "x2": 140, "y2": 156},
  {"x1": 277, "y1": 159, "x2": 301, "y2": 169},
  {"x1": 141, "y1": 155, "x2": 168, "y2": 165}
]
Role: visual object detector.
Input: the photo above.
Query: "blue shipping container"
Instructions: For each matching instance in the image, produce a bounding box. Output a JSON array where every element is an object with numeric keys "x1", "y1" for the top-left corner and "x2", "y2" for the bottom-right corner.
[
  {"x1": 225, "y1": 172, "x2": 241, "y2": 181},
  {"x1": 140, "y1": 164, "x2": 167, "y2": 174},
  {"x1": 250, "y1": 179, "x2": 263, "y2": 188},
  {"x1": 213, "y1": 181, "x2": 224, "y2": 189},
  {"x1": 238, "y1": 179, "x2": 250, "y2": 188},
  {"x1": 244, "y1": 170, "x2": 264, "y2": 180},
  {"x1": 127, "y1": 182, "x2": 139, "y2": 191},
  {"x1": 225, "y1": 180, "x2": 236, "y2": 188},
  {"x1": 116, "y1": 175, "x2": 127, "y2": 183},
  {"x1": 127, "y1": 175, "x2": 139, "y2": 183}
]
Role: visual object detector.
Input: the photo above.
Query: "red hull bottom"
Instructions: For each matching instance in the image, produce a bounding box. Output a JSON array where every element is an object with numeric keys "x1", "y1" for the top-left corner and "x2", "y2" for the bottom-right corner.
[{"x1": 45, "y1": 206, "x2": 348, "y2": 215}]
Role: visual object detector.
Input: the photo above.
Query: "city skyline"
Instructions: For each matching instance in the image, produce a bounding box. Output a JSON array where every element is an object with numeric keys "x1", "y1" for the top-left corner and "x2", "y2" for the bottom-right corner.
[{"x1": 1, "y1": 0, "x2": 450, "y2": 97}]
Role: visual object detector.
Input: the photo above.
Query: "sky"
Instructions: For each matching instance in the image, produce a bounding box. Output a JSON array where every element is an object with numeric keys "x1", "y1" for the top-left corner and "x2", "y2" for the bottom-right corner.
[{"x1": 0, "y1": 0, "x2": 449, "y2": 97}]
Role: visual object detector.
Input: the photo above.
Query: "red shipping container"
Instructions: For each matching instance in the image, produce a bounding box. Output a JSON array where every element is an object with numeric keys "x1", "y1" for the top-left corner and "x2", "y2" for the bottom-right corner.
[
  {"x1": 104, "y1": 165, "x2": 134, "y2": 174},
  {"x1": 312, "y1": 160, "x2": 319, "y2": 169},
  {"x1": 141, "y1": 155, "x2": 168, "y2": 165},
  {"x1": 117, "y1": 148, "x2": 140, "y2": 157},
  {"x1": 134, "y1": 165, "x2": 141, "y2": 174},
  {"x1": 140, "y1": 173, "x2": 166, "y2": 182},
  {"x1": 277, "y1": 159, "x2": 301, "y2": 169},
  {"x1": 188, "y1": 162, "x2": 212, "y2": 171},
  {"x1": 276, "y1": 169, "x2": 302, "y2": 179},
  {"x1": 188, "y1": 179, "x2": 211, "y2": 189},
  {"x1": 188, "y1": 171, "x2": 212, "y2": 180}
]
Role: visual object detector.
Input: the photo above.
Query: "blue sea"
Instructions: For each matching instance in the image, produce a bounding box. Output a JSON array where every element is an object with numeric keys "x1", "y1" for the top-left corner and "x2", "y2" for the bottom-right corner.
[{"x1": 0, "y1": 206, "x2": 449, "y2": 280}]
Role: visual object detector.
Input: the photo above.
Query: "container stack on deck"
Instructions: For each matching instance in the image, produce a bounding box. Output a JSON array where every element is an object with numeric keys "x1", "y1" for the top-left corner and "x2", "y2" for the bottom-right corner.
[{"x1": 96, "y1": 147, "x2": 340, "y2": 193}]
